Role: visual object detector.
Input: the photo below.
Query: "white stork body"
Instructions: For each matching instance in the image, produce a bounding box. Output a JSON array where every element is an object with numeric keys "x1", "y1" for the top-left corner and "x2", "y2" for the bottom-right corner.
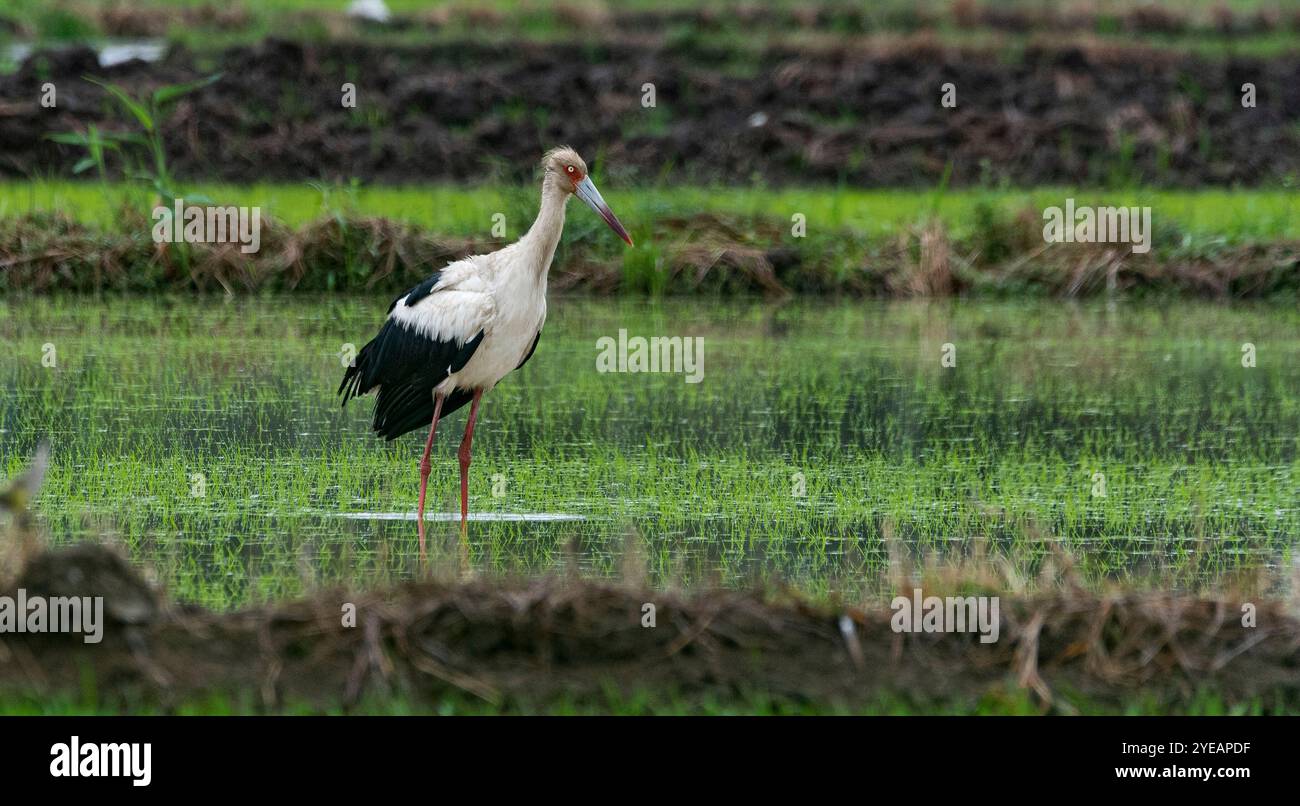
[
  {"x1": 388, "y1": 195, "x2": 560, "y2": 398},
  {"x1": 340, "y1": 147, "x2": 632, "y2": 553}
]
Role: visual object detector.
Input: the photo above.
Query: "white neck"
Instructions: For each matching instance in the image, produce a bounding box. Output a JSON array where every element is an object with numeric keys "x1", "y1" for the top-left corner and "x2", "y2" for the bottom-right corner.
[{"x1": 518, "y1": 179, "x2": 569, "y2": 277}]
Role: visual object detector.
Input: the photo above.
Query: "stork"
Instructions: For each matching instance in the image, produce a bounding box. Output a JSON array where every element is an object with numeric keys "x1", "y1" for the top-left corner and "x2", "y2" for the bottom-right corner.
[{"x1": 339, "y1": 147, "x2": 632, "y2": 554}]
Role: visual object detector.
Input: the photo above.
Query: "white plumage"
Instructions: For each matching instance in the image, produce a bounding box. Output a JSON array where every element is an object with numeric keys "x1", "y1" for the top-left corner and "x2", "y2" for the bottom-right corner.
[
  {"x1": 340, "y1": 146, "x2": 632, "y2": 552},
  {"x1": 389, "y1": 239, "x2": 547, "y2": 397}
]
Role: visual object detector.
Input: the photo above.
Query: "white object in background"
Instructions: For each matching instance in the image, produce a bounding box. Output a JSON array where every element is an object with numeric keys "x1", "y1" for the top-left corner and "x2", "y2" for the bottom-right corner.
[{"x1": 347, "y1": 0, "x2": 392, "y2": 24}]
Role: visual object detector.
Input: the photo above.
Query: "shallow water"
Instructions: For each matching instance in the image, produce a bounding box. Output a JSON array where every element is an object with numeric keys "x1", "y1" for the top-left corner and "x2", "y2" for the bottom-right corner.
[
  {"x1": 1, "y1": 296, "x2": 1296, "y2": 607},
  {"x1": 337, "y1": 512, "x2": 586, "y2": 522}
]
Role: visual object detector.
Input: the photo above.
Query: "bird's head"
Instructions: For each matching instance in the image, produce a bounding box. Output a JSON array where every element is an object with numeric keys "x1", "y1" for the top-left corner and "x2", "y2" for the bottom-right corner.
[{"x1": 543, "y1": 146, "x2": 633, "y2": 246}]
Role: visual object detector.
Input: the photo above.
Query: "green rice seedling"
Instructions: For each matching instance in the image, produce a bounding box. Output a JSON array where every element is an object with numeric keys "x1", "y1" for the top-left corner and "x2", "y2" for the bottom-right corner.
[{"x1": 2, "y1": 296, "x2": 1295, "y2": 610}]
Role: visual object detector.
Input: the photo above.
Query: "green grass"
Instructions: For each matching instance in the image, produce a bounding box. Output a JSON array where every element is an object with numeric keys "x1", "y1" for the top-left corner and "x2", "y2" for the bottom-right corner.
[
  {"x1": 2, "y1": 181, "x2": 1297, "y2": 243},
  {"x1": 2, "y1": 296, "x2": 1296, "y2": 610},
  {"x1": 8, "y1": 0, "x2": 1291, "y2": 14},
  {"x1": 3, "y1": 0, "x2": 1299, "y2": 61}
]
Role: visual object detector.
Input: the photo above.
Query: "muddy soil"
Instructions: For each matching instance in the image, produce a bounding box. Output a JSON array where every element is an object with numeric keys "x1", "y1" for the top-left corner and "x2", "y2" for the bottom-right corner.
[
  {"x1": 1, "y1": 544, "x2": 1297, "y2": 712},
  {"x1": 1, "y1": 38, "x2": 1296, "y2": 186}
]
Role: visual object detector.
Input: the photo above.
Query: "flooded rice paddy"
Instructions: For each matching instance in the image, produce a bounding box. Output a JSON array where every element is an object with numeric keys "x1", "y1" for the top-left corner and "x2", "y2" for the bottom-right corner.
[{"x1": 1, "y1": 296, "x2": 1296, "y2": 608}]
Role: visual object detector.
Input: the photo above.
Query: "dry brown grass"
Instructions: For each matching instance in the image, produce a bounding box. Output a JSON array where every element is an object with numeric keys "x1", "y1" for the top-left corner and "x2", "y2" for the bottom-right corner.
[{"x1": 2, "y1": 209, "x2": 1296, "y2": 299}]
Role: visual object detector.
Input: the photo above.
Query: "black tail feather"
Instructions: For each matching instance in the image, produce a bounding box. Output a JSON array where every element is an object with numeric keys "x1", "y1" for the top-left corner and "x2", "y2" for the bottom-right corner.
[
  {"x1": 376, "y1": 388, "x2": 473, "y2": 441},
  {"x1": 338, "y1": 314, "x2": 483, "y2": 440}
]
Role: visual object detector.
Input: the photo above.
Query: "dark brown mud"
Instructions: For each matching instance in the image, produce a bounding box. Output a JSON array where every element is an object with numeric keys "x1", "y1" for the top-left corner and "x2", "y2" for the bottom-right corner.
[
  {"x1": 1, "y1": 543, "x2": 1297, "y2": 713},
  {"x1": 2, "y1": 38, "x2": 1297, "y2": 186}
]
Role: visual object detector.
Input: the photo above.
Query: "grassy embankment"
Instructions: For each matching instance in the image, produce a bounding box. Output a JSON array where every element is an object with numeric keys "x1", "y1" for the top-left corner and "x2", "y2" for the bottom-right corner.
[{"x1": 2, "y1": 181, "x2": 1297, "y2": 297}]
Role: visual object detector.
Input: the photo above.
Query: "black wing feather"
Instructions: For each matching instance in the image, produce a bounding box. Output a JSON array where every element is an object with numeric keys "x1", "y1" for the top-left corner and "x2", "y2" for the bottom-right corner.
[
  {"x1": 339, "y1": 274, "x2": 486, "y2": 440},
  {"x1": 515, "y1": 329, "x2": 542, "y2": 370}
]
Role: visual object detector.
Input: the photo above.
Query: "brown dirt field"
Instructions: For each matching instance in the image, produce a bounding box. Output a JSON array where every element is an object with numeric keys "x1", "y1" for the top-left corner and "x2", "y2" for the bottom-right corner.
[
  {"x1": 2, "y1": 544, "x2": 1297, "y2": 713},
  {"x1": 2, "y1": 38, "x2": 1297, "y2": 186}
]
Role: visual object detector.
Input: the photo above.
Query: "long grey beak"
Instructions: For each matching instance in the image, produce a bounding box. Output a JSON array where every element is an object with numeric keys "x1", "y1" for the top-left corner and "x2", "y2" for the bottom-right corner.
[{"x1": 574, "y1": 176, "x2": 633, "y2": 246}]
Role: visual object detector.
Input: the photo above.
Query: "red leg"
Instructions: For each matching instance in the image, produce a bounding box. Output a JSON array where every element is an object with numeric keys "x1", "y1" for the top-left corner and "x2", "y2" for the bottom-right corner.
[
  {"x1": 416, "y1": 393, "x2": 445, "y2": 556},
  {"x1": 457, "y1": 389, "x2": 484, "y2": 535}
]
